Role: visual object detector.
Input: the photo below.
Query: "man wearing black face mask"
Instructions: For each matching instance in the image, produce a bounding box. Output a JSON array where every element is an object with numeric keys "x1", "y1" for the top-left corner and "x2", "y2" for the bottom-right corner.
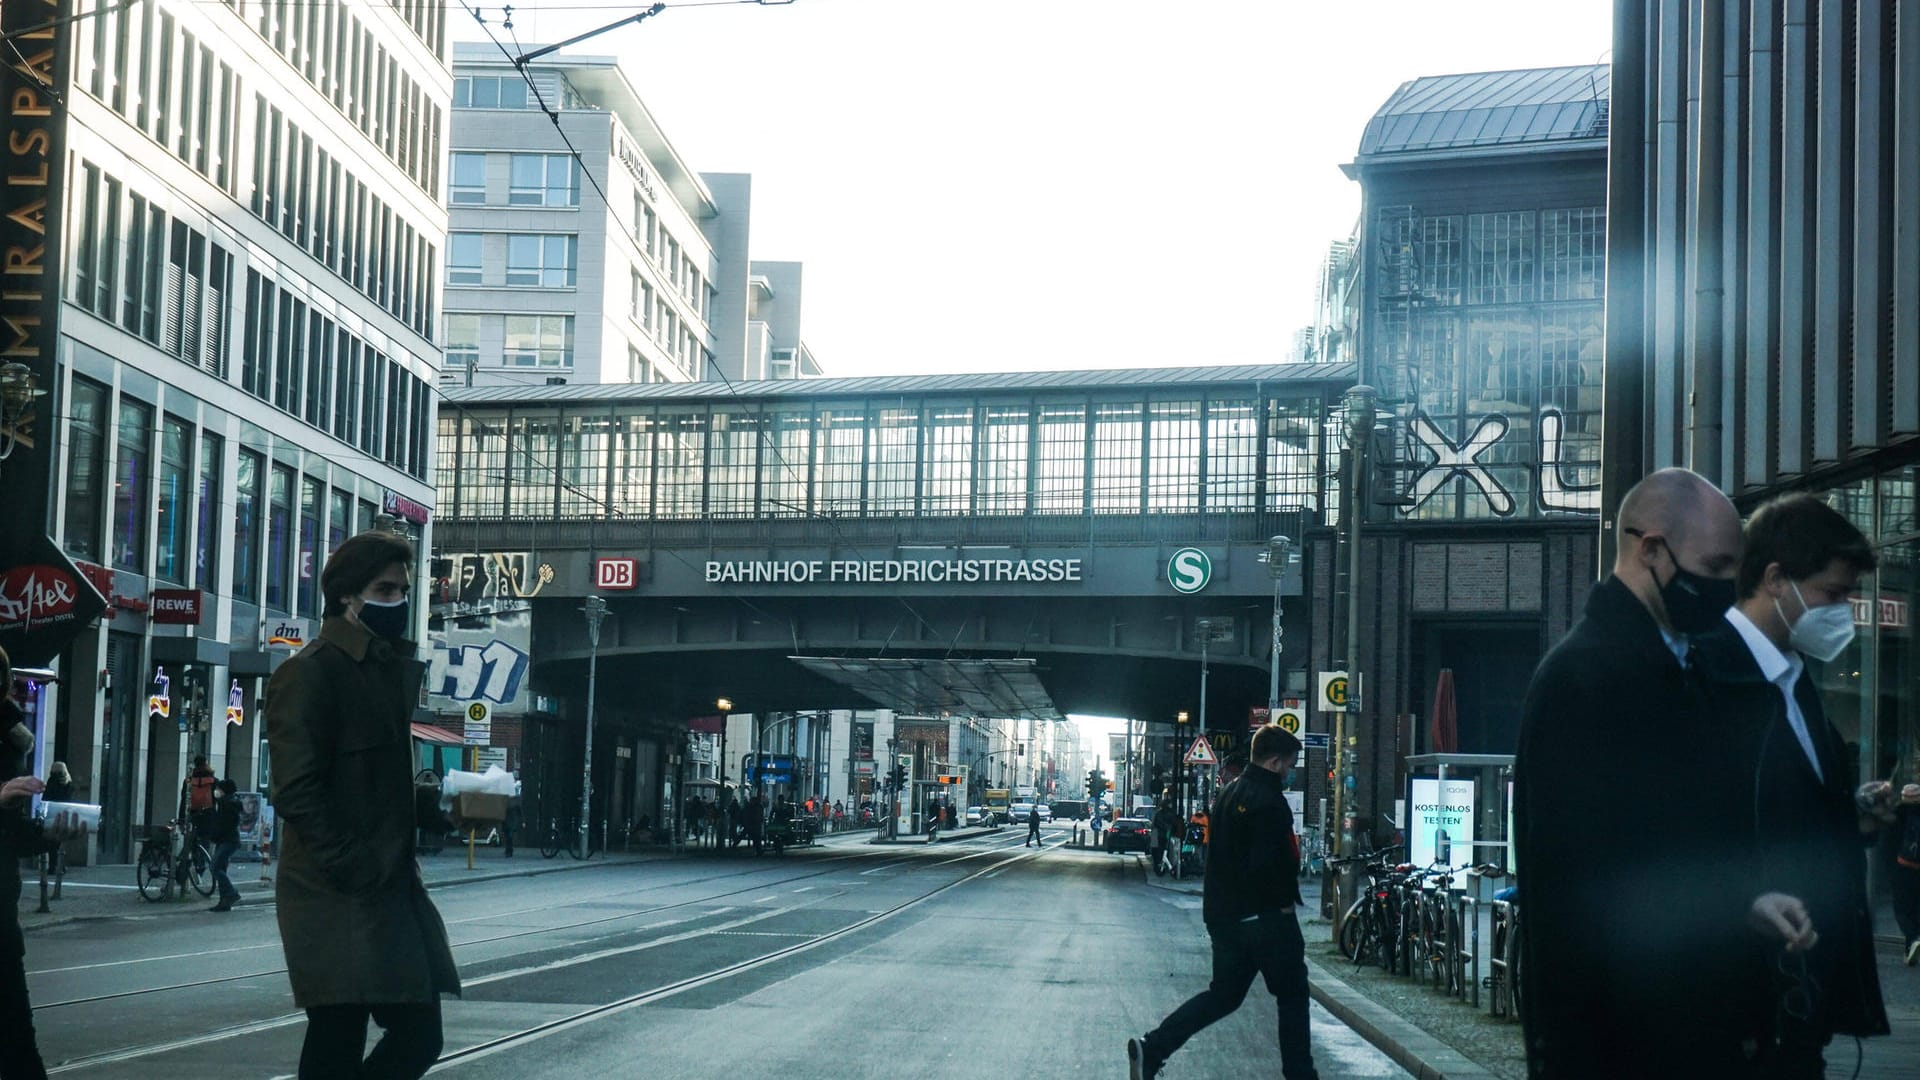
[
  {"x1": 1693, "y1": 494, "x2": 1891, "y2": 1077},
  {"x1": 266, "y1": 532, "x2": 459, "y2": 1079},
  {"x1": 1515, "y1": 468, "x2": 1807, "y2": 1079}
]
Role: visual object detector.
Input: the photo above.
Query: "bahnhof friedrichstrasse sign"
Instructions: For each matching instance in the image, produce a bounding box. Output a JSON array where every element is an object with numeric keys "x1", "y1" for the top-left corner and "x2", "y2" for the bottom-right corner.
[{"x1": 705, "y1": 558, "x2": 1085, "y2": 585}]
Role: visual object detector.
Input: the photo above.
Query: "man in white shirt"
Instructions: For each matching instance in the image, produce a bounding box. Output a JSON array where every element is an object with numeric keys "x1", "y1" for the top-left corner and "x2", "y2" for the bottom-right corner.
[{"x1": 1699, "y1": 493, "x2": 1895, "y2": 1078}]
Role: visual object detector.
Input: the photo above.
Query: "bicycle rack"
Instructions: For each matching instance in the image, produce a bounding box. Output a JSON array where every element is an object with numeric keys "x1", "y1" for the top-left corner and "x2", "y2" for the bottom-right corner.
[{"x1": 1488, "y1": 899, "x2": 1515, "y2": 1019}]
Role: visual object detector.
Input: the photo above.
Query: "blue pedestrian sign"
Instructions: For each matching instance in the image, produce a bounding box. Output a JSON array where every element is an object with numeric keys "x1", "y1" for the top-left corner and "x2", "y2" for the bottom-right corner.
[{"x1": 1301, "y1": 732, "x2": 1331, "y2": 752}]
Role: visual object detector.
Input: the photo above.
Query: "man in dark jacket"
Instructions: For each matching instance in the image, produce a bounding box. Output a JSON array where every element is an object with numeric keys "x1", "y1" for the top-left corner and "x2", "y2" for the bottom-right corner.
[
  {"x1": 204, "y1": 778, "x2": 243, "y2": 912},
  {"x1": 268, "y1": 532, "x2": 460, "y2": 1079},
  {"x1": 1693, "y1": 494, "x2": 1892, "y2": 1076},
  {"x1": 1129, "y1": 724, "x2": 1316, "y2": 1080},
  {"x1": 1515, "y1": 469, "x2": 1813, "y2": 1079},
  {"x1": 0, "y1": 645, "x2": 85, "y2": 1080}
]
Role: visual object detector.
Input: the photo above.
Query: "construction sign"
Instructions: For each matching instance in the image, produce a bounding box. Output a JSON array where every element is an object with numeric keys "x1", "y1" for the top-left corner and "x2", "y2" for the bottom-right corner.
[{"x1": 1183, "y1": 735, "x2": 1218, "y2": 766}]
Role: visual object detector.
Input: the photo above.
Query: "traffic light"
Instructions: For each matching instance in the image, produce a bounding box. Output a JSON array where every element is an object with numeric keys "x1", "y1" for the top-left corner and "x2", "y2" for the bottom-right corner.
[{"x1": 888, "y1": 764, "x2": 907, "y2": 791}]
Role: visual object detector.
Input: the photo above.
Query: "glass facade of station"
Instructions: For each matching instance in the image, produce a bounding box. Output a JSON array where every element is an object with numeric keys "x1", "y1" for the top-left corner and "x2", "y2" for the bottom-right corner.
[{"x1": 435, "y1": 390, "x2": 1344, "y2": 523}]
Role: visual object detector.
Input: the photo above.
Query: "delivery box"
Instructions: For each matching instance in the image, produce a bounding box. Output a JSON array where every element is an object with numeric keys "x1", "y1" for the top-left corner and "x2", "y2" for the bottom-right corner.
[{"x1": 451, "y1": 792, "x2": 508, "y2": 828}]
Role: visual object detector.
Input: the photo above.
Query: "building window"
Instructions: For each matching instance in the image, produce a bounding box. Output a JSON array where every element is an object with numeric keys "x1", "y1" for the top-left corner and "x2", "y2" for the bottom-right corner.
[
  {"x1": 1542, "y1": 207, "x2": 1606, "y2": 302},
  {"x1": 1204, "y1": 399, "x2": 1259, "y2": 512},
  {"x1": 507, "y1": 411, "x2": 558, "y2": 517},
  {"x1": 63, "y1": 376, "x2": 109, "y2": 562},
  {"x1": 505, "y1": 233, "x2": 576, "y2": 287},
  {"x1": 708, "y1": 411, "x2": 759, "y2": 517},
  {"x1": 112, "y1": 397, "x2": 152, "y2": 573},
  {"x1": 1146, "y1": 400, "x2": 1201, "y2": 513},
  {"x1": 508, "y1": 153, "x2": 577, "y2": 207},
  {"x1": 1091, "y1": 402, "x2": 1144, "y2": 514},
  {"x1": 444, "y1": 313, "x2": 480, "y2": 377},
  {"x1": 978, "y1": 405, "x2": 1030, "y2": 516},
  {"x1": 453, "y1": 75, "x2": 528, "y2": 109},
  {"x1": 559, "y1": 409, "x2": 611, "y2": 517},
  {"x1": 1034, "y1": 402, "x2": 1086, "y2": 514},
  {"x1": 1416, "y1": 215, "x2": 1465, "y2": 305},
  {"x1": 503, "y1": 314, "x2": 572, "y2": 367},
  {"x1": 298, "y1": 476, "x2": 321, "y2": 615},
  {"x1": 1467, "y1": 211, "x2": 1536, "y2": 305},
  {"x1": 462, "y1": 415, "x2": 506, "y2": 516},
  {"x1": 266, "y1": 463, "x2": 292, "y2": 610},
  {"x1": 450, "y1": 152, "x2": 485, "y2": 204},
  {"x1": 155, "y1": 415, "x2": 192, "y2": 584},
  {"x1": 814, "y1": 408, "x2": 864, "y2": 515},
  {"x1": 232, "y1": 448, "x2": 261, "y2": 603},
  {"x1": 654, "y1": 409, "x2": 707, "y2": 517},
  {"x1": 327, "y1": 488, "x2": 349, "y2": 560},
  {"x1": 448, "y1": 232, "x2": 482, "y2": 285},
  {"x1": 1264, "y1": 397, "x2": 1321, "y2": 514},
  {"x1": 924, "y1": 405, "x2": 974, "y2": 515},
  {"x1": 194, "y1": 431, "x2": 222, "y2": 590},
  {"x1": 627, "y1": 346, "x2": 650, "y2": 384},
  {"x1": 867, "y1": 407, "x2": 917, "y2": 513},
  {"x1": 759, "y1": 409, "x2": 810, "y2": 516},
  {"x1": 609, "y1": 407, "x2": 655, "y2": 518}
]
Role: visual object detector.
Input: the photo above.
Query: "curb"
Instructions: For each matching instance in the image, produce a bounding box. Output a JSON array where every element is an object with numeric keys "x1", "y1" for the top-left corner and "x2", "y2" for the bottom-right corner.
[{"x1": 1304, "y1": 958, "x2": 1504, "y2": 1080}]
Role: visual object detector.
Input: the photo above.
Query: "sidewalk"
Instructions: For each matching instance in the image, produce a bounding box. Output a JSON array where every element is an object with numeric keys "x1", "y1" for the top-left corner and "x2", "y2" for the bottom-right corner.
[{"x1": 16, "y1": 841, "x2": 670, "y2": 934}]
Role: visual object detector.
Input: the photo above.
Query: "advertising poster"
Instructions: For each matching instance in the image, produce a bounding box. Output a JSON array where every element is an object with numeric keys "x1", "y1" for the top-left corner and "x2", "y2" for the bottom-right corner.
[{"x1": 1408, "y1": 777, "x2": 1476, "y2": 875}]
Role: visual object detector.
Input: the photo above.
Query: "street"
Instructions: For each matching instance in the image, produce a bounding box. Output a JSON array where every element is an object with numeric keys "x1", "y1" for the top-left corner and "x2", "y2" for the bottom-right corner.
[{"x1": 23, "y1": 823, "x2": 1404, "y2": 1079}]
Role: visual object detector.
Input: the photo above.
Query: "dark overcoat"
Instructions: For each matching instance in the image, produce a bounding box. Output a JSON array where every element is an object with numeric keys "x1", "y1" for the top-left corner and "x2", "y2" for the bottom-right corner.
[
  {"x1": 1693, "y1": 623, "x2": 1891, "y2": 1041},
  {"x1": 1514, "y1": 576, "x2": 1770, "y2": 1078},
  {"x1": 266, "y1": 616, "x2": 460, "y2": 1008}
]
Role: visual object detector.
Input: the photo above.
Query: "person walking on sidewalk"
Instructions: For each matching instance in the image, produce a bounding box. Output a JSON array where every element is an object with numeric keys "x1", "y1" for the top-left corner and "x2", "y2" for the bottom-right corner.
[
  {"x1": 0, "y1": 645, "x2": 88, "y2": 1080},
  {"x1": 1128, "y1": 724, "x2": 1317, "y2": 1080},
  {"x1": 1894, "y1": 756, "x2": 1920, "y2": 968},
  {"x1": 1516, "y1": 469, "x2": 1810, "y2": 1079},
  {"x1": 1693, "y1": 494, "x2": 1892, "y2": 1076},
  {"x1": 1026, "y1": 801, "x2": 1043, "y2": 847},
  {"x1": 267, "y1": 531, "x2": 460, "y2": 1080},
  {"x1": 204, "y1": 779, "x2": 243, "y2": 912}
]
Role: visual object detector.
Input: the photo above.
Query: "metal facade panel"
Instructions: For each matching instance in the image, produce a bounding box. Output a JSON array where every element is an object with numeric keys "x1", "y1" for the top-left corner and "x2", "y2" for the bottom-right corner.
[
  {"x1": 1853, "y1": 0, "x2": 1891, "y2": 451},
  {"x1": 1650, "y1": 0, "x2": 1689, "y2": 470},
  {"x1": 1896, "y1": 0, "x2": 1920, "y2": 435},
  {"x1": 1745, "y1": 0, "x2": 1782, "y2": 490},
  {"x1": 1810, "y1": 0, "x2": 1851, "y2": 463},
  {"x1": 1722, "y1": 0, "x2": 1753, "y2": 481},
  {"x1": 1777, "y1": 0, "x2": 1814, "y2": 477}
]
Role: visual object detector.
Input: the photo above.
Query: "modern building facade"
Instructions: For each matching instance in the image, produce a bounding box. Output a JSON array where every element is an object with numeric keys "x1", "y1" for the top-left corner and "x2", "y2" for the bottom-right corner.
[
  {"x1": 1609, "y1": 2, "x2": 1920, "y2": 812},
  {"x1": 1335, "y1": 65, "x2": 1610, "y2": 850},
  {"x1": 0, "y1": 0, "x2": 448, "y2": 861},
  {"x1": 445, "y1": 45, "x2": 819, "y2": 389}
]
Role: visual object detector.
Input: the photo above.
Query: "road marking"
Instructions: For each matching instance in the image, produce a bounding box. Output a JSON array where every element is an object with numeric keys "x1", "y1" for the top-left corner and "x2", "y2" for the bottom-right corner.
[
  {"x1": 790, "y1": 886, "x2": 814, "y2": 893},
  {"x1": 460, "y1": 906, "x2": 805, "y2": 989},
  {"x1": 752, "y1": 896, "x2": 777, "y2": 904}
]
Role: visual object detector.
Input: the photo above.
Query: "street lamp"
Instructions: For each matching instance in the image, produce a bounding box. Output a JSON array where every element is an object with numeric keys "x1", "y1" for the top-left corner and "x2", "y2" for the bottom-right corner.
[
  {"x1": 1258, "y1": 535, "x2": 1296, "y2": 715},
  {"x1": 1336, "y1": 383, "x2": 1377, "y2": 861},
  {"x1": 579, "y1": 596, "x2": 607, "y2": 859},
  {"x1": 716, "y1": 697, "x2": 733, "y2": 796}
]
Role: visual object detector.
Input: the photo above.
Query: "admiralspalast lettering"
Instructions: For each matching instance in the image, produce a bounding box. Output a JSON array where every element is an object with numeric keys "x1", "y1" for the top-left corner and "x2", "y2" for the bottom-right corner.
[{"x1": 0, "y1": 0, "x2": 62, "y2": 498}]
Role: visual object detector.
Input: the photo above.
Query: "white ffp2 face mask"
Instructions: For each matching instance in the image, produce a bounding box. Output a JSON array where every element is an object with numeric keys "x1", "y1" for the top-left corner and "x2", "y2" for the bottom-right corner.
[{"x1": 1780, "y1": 581, "x2": 1857, "y2": 662}]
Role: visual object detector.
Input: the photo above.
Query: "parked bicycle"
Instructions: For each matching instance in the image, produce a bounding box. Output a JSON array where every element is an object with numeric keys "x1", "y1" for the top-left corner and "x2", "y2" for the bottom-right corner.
[
  {"x1": 1333, "y1": 846, "x2": 1404, "y2": 968},
  {"x1": 539, "y1": 815, "x2": 597, "y2": 860},
  {"x1": 136, "y1": 821, "x2": 213, "y2": 901},
  {"x1": 1488, "y1": 885, "x2": 1522, "y2": 1018}
]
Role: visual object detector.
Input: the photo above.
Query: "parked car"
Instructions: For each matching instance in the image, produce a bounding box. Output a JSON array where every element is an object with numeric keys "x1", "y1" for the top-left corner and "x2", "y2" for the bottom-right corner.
[
  {"x1": 1009, "y1": 802, "x2": 1037, "y2": 823},
  {"x1": 1035, "y1": 804, "x2": 1053, "y2": 823},
  {"x1": 1104, "y1": 817, "x2": 1152, "y2": 853}
]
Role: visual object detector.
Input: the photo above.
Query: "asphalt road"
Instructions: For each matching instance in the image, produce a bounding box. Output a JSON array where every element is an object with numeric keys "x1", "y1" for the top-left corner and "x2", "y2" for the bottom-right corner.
[{"x1": 22, "y1": 823, "x2": 1407, "y2": 1078}]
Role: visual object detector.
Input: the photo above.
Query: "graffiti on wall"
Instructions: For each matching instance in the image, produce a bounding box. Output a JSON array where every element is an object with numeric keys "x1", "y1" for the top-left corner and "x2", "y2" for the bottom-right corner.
[
  {"x1": 1397, "y1": 408, "x2": 1600, "y2": 519},
  {"x1": 428, "y1": 608, "x2": 533, "y2": 713},
  {"x1": 435, "y1": 553, "x2": 555, "y2": 610}
]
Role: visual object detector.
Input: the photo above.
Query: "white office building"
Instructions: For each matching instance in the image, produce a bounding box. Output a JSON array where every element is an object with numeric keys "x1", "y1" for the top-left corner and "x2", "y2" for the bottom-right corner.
[{"x1": 445, "y1": 44, "x2": 819, "y2": 387}]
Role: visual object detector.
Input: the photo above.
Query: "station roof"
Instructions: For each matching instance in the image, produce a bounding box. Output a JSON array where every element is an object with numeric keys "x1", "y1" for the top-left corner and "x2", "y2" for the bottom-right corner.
[
  {"x1": 444, "y1": 361, "x2": 1356, "y2": 406},
  {"x1": 1354, "y1": 64, "x2": 1609, "y2": 162}
]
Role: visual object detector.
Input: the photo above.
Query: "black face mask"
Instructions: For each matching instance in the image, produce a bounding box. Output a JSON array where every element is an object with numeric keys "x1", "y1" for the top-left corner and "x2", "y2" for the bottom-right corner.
[
  {"x1": 357, "y1": 597, "x2": 412, "y2": 640},
  {"x1": 1638, "y1": 534, "x2": 1735, "y2": 635}
]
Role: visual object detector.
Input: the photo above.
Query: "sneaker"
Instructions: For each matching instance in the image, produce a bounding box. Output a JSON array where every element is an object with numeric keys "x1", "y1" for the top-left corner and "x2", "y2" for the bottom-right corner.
[
  {"x1": 1906, "y1": 939, "x2": 1920, "y2": 967},
  {"x1": 1127, "y1": 1036, "x2": 1161, "y2": 1080},
  {"x1": 208, "y1": 899, "x2": 234, "y2": 913}
]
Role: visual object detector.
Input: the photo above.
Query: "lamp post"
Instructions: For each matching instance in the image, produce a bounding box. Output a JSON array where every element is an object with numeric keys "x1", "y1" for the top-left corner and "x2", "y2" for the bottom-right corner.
[
  {"x1": 1336, "y1": 384, "x2": 1377, "y2": 864},
  {"x1": 578, "y1": 596, "x2": 607, "y2": 859},
  {"x1": 1259, "y1": 536, "x2": 1295, "y2": 715},
  {"x1": 716, "y1": 697, "x2": 733, "y2": 793}
]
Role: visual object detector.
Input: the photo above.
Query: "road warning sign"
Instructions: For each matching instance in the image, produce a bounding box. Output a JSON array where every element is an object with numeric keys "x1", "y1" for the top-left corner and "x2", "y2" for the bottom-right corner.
[{"x1": 1184, "y1": 735, "x2": 1218, "y2": 766}]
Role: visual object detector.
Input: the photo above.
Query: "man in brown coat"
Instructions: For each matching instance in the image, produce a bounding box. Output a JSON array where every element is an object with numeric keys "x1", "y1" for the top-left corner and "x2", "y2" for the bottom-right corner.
[{"x1": 267, "y1": 531, "x2": 460, "y2": 1078}]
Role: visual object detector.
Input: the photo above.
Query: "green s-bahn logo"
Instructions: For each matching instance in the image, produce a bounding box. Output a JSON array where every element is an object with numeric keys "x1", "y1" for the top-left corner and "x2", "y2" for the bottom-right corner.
[{"x1": 1167, "y1": 548, "x2": 1212, "y2": 594}]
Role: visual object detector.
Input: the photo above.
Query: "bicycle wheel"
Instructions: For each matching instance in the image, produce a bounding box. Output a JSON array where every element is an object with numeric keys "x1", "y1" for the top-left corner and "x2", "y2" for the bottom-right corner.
[
  {"x1": 1337, "y1": 900, "x2": 1365, "y2": 960},
  {"x1": 188, "y1": 844, "x2": 216, "y2": 898},
  {"x1": 540, "y1": 824, "x2": 561, "y2": 859},
  {"x1": 136, "y1": 845, "x2": 169, "y2": 901},
  {"x1": 565, "y1": 827, "x2": 587, "y2": 860},
  {"x1": 1508, "y1": 922, "x2": 1524, "y2": 1017}
]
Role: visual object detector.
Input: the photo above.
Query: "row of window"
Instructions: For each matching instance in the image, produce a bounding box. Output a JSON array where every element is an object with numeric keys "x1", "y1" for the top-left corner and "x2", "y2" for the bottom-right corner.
[
  {"x1": 451, "y1": 73, "x2": 591, "y2": 112},
  {"x1": 442, "y1": 313, "x2": 575, "y2": 375},
  {"x1": 64, "y1": 377, "x2": 387, "y2": 612},
  {"x1": 1382, "y1": 207, "x2": 1604, "y2": 306},
  {"x1": 630, "y1": 193, "x2": 709, "y2": 316},
  {"x1": 629, "y1": 270, "x2": 709, "y2": 373},
  {"x1": 243, "y1": 0, "x2": 443, "y2": 197},
  {"x1": 70, "y1": 160, "x2": 236, "y2": 379},
  {"x1": 434, "y1": 396, "x2": 1330, "y2": 521},
  {"x1": 240, "y1": 270, "x2": 433, "y2": 479},
  {"x1": 74, "y1": 0, "x2": 242, "y2": 196},
  {"x1": 449, "y1": 152, "x2": 579, "y2": 208},
  {"x1": 252, "y1": 97, "x2": 439, "y2": 342},
  {"x1": 448, "y1": 233, "x2": 577, "y2": 288}
]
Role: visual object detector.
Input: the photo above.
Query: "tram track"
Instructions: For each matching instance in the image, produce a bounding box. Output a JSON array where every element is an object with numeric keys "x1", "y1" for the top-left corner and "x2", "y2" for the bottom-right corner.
[{"x1": 45, "y1": 834, "x2": 1056, "y2": 1074}]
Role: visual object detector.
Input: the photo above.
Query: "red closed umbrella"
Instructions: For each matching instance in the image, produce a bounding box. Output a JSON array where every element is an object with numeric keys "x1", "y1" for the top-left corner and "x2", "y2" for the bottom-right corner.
[{"x1": 1429, "y1": 668, "x2": 1458, "y2": 754}]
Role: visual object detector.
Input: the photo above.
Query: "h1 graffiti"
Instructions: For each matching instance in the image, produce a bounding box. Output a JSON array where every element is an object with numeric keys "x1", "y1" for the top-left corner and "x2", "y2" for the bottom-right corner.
[{"x1": 430, "y1": 637, "x2": 530, "y2": 706}]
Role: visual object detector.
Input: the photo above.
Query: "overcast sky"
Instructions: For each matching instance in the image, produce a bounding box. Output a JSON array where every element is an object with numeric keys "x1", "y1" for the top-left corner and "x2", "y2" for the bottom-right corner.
[{"x1": 455, "y1": 1, "x2": 1611, "y2": 378}]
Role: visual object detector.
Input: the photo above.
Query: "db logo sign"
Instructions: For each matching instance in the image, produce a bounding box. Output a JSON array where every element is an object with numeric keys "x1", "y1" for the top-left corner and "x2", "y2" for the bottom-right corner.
[{"x1": 595, "y1": 558, "x2": 639, "y2": 590}]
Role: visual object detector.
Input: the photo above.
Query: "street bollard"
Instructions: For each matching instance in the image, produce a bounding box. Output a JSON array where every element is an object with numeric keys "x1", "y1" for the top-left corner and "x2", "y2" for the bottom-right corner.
[
  {"x1": 467, "y1": 828, "x2": 477, "y2": 871},
  {"x1": 35, "y1": 856, "x2": 49, "y2": 914}
]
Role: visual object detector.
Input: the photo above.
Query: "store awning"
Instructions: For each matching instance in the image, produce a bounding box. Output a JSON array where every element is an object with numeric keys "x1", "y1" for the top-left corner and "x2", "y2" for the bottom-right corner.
[
  {"x1": 788, "y1": 657, "x2": 1062, "y2": 721},
  {"x1": 410, "y1": 722, "x2": 465, "y2": 746}
]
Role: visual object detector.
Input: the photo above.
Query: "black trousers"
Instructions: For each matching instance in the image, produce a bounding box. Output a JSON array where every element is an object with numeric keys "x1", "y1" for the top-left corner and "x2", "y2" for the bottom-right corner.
[
  {"x1": 1144, "y1": 913, "x2": 1318, "y2": 1080},
  {"x1": 210, "y1": 840, "x2": 240, "y2": 901},
  {"x1": 300, "y1": 1001, "x2": 443, "y2": 1080},
  {"x1": 0, "y1": 950, "x2": 47, "y2": 1080},
  {"x1": 1893, "y1": 863, "x2": 1920, "y2": 945}
]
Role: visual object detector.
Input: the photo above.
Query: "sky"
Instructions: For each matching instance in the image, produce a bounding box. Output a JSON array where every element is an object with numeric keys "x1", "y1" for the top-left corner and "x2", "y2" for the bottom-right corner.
[{"x1": 453, "y1": 1, "x2": 1612, "y2": 378}]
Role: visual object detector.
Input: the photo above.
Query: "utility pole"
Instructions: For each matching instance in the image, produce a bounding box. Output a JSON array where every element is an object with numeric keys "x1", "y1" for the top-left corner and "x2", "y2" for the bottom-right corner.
[
  {"x1": 579, "y1": 596, "x2": 607, "y2": 859},
  {"x1": 1262, "y1": 536, "x2": 1295, "y2": 715},
  {"x1": 1336, "y1": 385, "x2": 1377, "y2": 862}
]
